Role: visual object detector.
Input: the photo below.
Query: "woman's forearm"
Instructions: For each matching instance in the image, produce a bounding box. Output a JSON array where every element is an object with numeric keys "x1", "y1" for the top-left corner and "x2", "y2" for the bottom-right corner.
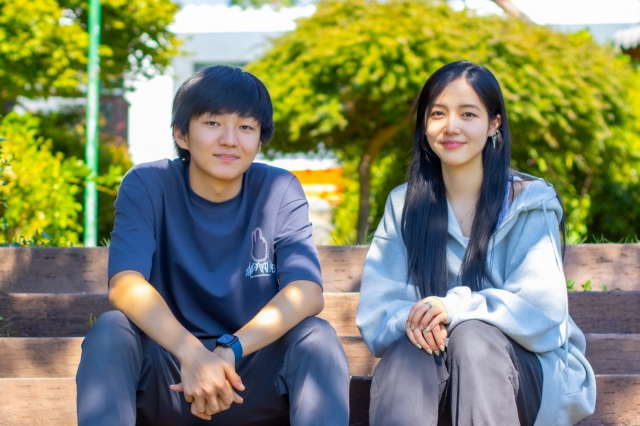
[{"x1": 234, "y1": 280, "x2": 323, "y2": 356}]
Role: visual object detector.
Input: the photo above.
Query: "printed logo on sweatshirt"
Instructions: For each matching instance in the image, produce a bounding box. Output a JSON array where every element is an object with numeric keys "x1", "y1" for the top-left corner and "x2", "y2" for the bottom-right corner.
[{"x1": 246, "y1": 227, "x2": 276, "y2": 278}]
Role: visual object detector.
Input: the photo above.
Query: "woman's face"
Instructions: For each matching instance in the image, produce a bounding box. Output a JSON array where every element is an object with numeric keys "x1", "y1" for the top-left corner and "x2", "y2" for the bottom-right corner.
[{"x1": 425, "y1": 77, "x2": 501, "y2": 170}]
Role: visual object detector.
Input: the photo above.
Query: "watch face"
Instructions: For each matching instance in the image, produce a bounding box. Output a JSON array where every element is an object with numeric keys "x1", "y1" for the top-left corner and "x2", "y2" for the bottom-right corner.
[{"x1": 217, "y1": 334, "x2": 238, "y2": 346}]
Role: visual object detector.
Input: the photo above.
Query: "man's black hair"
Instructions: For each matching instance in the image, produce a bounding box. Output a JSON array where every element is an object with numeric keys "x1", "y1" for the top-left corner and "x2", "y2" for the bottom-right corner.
[{"x1": 171, "y1": 65, "x2": 275, "y2": 162}]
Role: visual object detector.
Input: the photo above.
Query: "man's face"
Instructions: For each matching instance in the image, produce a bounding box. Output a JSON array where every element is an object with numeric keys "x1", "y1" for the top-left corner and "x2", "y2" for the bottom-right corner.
[{"x1": 175, "y1": 112, "x2": 262, "y2": 201}]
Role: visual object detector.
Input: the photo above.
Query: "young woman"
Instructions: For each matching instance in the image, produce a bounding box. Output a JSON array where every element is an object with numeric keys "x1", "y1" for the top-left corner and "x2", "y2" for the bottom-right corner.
[{"x1": 355, "y1": 61, "x2": 595, "y2": 426}]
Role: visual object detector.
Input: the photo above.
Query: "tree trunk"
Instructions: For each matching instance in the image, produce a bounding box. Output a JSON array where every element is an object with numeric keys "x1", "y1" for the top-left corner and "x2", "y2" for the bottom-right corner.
[
  {"x1": 491, "y1": 0, "x2": 531, "y2": 22},
  {"x1": 3, "y1": 99, "x2": 16, "y2": 115},
  {"x1": 356, "y1": 125, "x2": 401, "y2": 244}
]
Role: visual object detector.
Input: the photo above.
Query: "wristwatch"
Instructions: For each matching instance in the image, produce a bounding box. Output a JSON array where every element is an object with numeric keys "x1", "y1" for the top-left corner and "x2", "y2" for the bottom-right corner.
[{"x1": 216, "y1": 334, "x2": 243, "y2": 361}]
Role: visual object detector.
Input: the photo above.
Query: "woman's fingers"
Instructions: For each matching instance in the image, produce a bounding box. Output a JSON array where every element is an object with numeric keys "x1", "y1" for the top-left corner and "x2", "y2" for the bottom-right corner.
[
  {"x1": 406, "y1": 322, "x2": 420, "y2": 347},
  {"x1": 421, "y1": 326, "x2": 441, "y2": 354},
  {"x1": 413, "y1": 327, "x2": 435, "y2": 354},
  {"x1": 429, "y1": 321, "x2": 446, "y2": 353},
  {"x1": 408, "y1": 297, "x2": 448, "y2": 330},
  {"x1": 407, "y1": 300, "x2": 430, "y2": 327}
]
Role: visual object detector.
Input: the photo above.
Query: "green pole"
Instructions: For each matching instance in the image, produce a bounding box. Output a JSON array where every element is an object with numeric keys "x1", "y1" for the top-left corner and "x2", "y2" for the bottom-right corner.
[{"x1": 84, "y1": 0, "x2": 101, "y2": 247}]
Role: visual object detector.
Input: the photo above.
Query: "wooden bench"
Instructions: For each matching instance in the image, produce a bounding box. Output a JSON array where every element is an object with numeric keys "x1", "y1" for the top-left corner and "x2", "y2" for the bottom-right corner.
[{"x1": 1, "y1": 245, "x2": 639, "y2": 425}]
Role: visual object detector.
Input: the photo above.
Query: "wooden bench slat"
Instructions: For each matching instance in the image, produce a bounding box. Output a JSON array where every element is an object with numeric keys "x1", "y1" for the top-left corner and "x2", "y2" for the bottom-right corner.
[
  {"x1": 0, "y1": 378, "x2": 77, "y2": 426},
  {"x1": 1, "y1": 375, "x2": 639, "y2": 426},
  {"x1": 0, "y1": 246, "x2": 369, "y2": 294},
  {"x1": 0, "y1": 248, "x2": 109, "y2": 294},
  {"x1": 2, "y1": 292, "x2": 640, "y2": 337},
  {"x1": 2, "y1": 244, "x2": 639, "y2": 293},
  {"x1": 563, "y1": 243, "x2": 640, "y2": 292},
  {"x1": 2, "y1": 334, "x2": 638, "y2": 379}
]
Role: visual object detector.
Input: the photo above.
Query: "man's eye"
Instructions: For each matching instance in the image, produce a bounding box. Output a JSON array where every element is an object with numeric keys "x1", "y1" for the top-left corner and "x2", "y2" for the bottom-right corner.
[{"x1": 240, "y1": 125, "x2": 254, "y2": 130}]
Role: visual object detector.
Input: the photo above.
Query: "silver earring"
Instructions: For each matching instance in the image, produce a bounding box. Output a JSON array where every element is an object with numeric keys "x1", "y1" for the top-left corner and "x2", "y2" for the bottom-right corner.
[{"x1": 491, "y1": 130, "x2": 499, "y2": 149}]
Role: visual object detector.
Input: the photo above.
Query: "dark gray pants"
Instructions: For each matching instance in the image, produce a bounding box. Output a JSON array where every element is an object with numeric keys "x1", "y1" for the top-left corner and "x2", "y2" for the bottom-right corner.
[
  {"x1": 370, "y1": 320, "x2": 543, "y2": 426},
  {"x1": 76, "y1": 310, "x2": 350, "y2": 426}
]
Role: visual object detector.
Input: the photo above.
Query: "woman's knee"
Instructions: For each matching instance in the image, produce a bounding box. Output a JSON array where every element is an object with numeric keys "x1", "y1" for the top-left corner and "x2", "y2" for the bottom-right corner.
[{"x1": 447, "y1": 320, "x2": 509, "y2": 363}]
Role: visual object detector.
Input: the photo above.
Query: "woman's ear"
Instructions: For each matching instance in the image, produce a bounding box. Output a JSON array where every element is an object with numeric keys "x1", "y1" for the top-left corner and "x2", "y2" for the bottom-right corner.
[
  {"x1": 488, "y1": 114, "x2": 502, "y2": 136},
  {"x1": 174, "y1": 127, "x2": 189, "y2": 150}
]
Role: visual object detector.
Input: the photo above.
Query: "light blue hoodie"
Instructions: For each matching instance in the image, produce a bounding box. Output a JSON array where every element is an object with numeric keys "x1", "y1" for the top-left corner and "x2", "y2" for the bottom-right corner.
[{"x1": 356, "y1": 178, "x2": 596, "y2": 425}]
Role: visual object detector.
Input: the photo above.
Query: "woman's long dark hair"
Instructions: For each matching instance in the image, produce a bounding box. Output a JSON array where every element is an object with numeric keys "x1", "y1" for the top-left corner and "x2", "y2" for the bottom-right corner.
[{"x1": 402, "y1": 61, "x2": 512, "y2": 298}]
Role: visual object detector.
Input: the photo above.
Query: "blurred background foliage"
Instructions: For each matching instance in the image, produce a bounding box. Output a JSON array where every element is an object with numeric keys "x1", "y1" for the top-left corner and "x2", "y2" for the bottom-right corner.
[
  {"x1": 0, "y1": 0, "x2": 179, "y2": 107},
  {"x1": 0, "y1": 113, "x2": 86, "y2": 245},
  {"x1": 248, "y1": 0, "x2": 640, "y2": 243},
  {"x1": 0, "y1": 0, "x2": 178, "y2": 244}
]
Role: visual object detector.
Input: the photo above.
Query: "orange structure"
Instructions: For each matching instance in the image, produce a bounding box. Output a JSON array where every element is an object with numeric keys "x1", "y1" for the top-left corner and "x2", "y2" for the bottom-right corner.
[{"x1": 290, "y1": 167, "x2": 343, "y2": 206}]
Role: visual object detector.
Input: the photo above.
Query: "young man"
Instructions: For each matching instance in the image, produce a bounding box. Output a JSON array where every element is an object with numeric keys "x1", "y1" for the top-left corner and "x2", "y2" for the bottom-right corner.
[{"x1": 76, "y1": 66, "x2": 350, "y2": 425}]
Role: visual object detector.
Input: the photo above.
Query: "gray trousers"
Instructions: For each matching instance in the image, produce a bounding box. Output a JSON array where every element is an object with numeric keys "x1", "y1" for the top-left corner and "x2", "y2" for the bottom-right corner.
[
  {"x1": 370, "y1": 320, "x2": 543, "y2": 426},
  {"x1": 76, "y1": 310, "x2": 350, "y2": 426}
]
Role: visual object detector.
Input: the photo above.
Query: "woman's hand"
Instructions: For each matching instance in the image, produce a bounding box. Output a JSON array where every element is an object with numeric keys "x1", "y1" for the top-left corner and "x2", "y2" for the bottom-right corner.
[{"x1": 405, "y1": 297, "x2": 448, "y2": 355}]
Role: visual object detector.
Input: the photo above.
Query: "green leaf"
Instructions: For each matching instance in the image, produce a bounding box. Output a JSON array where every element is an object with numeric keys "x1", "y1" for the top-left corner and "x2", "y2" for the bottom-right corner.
[
  {"x1": 582, "y1": 280, "x2": 592, "y2": 292},
  {"x1": 566, "y1": 279, "x2": 575, "y2": 291}
]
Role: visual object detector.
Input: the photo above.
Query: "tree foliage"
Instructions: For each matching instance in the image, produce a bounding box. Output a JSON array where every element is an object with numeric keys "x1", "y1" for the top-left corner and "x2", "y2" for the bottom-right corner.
[
  {"x1": 0, "y1": 0, "x2": 179, "y2": 105},
  {"x1": 0, "y1": 0, "x2": 177, "y2": 244},
  {"x1": 36, "y1": 107, "x2": 133, "y2": 241},
  {"x1": 248, "y1": 0, "x2": 640, "y2": 243},
  {"x1": 0, "y1": 113, "x2": 87, "y2": 245}
]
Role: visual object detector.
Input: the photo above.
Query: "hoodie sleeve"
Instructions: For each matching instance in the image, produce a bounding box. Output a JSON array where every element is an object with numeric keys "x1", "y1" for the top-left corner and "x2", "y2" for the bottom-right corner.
[
  {"x1": 439, "y1": 204, "x2": 568, "y2": 353},
  {"x1": 356, "y1": 187, "x2": 416, "y2": 357}
]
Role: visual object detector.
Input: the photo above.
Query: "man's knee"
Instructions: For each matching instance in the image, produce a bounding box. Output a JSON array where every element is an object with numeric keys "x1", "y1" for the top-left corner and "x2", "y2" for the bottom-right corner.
[
  {"x1": 83, "y1": 310, "x2": 138, "y2": 350},
  {"x1": 286, "y1": 317, "x2": 346, "y2": 360}
]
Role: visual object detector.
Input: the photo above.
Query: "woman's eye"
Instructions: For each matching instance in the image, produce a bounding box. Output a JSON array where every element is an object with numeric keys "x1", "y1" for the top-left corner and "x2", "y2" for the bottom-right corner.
[
  {"x1": 431, "y1": 111, "x2": 444, "y2": 117},
  {"x1": 462, "y1": 112, "x2": 476, "y2": 117}
]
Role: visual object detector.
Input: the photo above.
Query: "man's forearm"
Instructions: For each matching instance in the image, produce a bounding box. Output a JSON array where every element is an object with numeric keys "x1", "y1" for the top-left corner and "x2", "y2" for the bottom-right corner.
[
  {"x1": 234, "y1": 280, "x2": 323, "y2": 356},
  {"x1": 108, "y1": 271, "x2": 203, "y2": 361}
]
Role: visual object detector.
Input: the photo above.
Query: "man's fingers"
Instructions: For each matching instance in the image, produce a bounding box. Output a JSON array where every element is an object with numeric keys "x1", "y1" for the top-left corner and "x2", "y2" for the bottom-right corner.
[
  {"x1": 223, "y1": 364, "x2": 245, "y2": 391},
  {"x1": 194, "y1": 394, "x2": 207, "y2": 414},
  {"x1": 217, "y1": 381, "x2": 236, "y2": 407},
  {"x1": 191, "y1": 401, "x2": 212, "y2": 420},
  {"x1": 233, "y1": 390, "x2": 244, "y2": 404},
  {"x1": 169, "y1": 383, "x2": 184, "y2": 393},
  {"x1": 205, "y1": 397, "x2": 222, "y2": 416}
]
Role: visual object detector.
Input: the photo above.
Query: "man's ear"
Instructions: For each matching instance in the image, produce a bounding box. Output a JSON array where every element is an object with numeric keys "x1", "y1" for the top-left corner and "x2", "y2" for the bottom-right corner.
[
  {"x1": 174, "y1": 127, "x2": 189, "y2": 150},
  {"x1": 488, "y1": 114, "x2": 502, "y2": 136}
]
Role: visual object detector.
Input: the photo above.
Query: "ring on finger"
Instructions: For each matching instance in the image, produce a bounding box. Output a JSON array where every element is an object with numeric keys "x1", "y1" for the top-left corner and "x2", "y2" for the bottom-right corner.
[{"x1": 422, "y1": 300, "x2": 433, "y2": 309}]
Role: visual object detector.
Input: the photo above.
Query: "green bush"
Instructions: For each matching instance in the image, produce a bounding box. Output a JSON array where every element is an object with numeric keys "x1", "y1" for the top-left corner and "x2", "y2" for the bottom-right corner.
[
  {"x1": 36, "y1": 107, "x2": 133, "y2": 242},
  {"x1": 0, "y1": 112, "x2": 87, "y2": 245}
]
